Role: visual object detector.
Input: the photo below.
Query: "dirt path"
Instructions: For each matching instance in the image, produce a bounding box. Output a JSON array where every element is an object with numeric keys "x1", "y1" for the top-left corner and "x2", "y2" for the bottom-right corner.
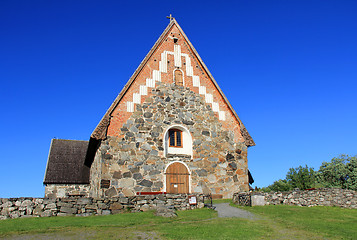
[{"x1": 213, "y1": 203, "x2": 259, "y2": 220}]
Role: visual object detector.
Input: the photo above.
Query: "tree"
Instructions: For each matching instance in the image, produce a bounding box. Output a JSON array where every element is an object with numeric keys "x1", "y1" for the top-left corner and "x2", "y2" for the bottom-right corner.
[
  {"x1": 317, "y1": 155, "x2": 357, "y2": 190},
  {"x1": 259, "y1": 155, "x2": 357, "y2": 192},
  {"x1": 261, "y1": 179, "x2": 292, "y2": 192},
  {"x1": 346, "y1": 156, "x2": 357, "y2": 190},
  {"x1": 286, "y1": 165, "x2": 316, "y2": 190}
]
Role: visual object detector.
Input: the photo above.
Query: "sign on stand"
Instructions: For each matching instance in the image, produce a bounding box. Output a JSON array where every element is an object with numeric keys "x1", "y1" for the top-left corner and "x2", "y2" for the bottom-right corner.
[{"x1": 188, "y1": 195, "x2": 197, "y2": 208}]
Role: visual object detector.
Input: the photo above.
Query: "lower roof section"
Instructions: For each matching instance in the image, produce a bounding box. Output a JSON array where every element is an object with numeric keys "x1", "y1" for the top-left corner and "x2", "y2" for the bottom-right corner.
[{"x1": 43, "y1": 139, "x2": 90, "y2": 184}]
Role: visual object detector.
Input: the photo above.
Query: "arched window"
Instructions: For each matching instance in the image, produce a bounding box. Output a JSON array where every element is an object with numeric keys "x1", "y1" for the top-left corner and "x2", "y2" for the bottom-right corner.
[
  {"x1": 169, "y1": 129, "x2": 182, "y2": 147},
  {"x1": 174, "y1": 69, "x2": 183, "y2": 86},
  {"x1": 164, "y1": 125, "x2": 193, "y2": 157}
]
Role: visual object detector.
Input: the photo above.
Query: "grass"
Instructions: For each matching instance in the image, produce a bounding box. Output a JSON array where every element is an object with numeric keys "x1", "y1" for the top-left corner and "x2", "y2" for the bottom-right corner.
[
  {"x1": 211, "y1": 198, "x2": 232, "y2": 204},
  {"x1": 0, "y1": 205, "x2": 356, "y2": 239},
  {"x1": 239, "y1": 204, "x2": 357, "y2": 240}
]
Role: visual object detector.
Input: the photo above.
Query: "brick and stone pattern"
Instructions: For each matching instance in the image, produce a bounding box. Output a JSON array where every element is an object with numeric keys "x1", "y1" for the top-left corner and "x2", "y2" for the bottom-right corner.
[
  {"x1": 89, "y1": 82, "x2": 249, "y2": 199},
  {"x1": 249, "y1": 188, "x2": 357, "y2": 208},
  {"x1": 106, "y1": 24, "x2": 244, "y2": 143},
  {"x1": 45, "y1": 184, "x2": 90, "y2": 198},
  {"x1": 0, "y1": 194, "x2": 204, "y2": 220}
]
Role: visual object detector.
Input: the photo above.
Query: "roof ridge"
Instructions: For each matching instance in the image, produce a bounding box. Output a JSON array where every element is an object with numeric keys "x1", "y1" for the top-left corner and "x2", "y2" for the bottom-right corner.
[{"x1": 52, "y1": 139, "x2": 88, "y2": 142}]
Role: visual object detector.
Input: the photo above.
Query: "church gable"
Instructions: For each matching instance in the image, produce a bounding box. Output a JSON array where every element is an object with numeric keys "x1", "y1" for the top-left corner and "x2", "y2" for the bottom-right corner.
[
  {"x1": 86, "y1": 19, "x2": 255, "y2": 199},
  {"x1": 91, "y1": 19, "x2": 254, "y2": 147}
]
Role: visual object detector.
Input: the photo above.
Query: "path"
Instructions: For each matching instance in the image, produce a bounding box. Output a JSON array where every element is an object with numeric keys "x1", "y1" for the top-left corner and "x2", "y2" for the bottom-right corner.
[{"x1": 213, "y1": 203, "x2": 258, "y2": 220}]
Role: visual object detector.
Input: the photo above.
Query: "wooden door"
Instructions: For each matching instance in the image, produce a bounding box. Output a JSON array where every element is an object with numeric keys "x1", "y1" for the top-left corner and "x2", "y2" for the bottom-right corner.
[{"x1": 166, "y1": 162, "x2": 189, "y2": 194}]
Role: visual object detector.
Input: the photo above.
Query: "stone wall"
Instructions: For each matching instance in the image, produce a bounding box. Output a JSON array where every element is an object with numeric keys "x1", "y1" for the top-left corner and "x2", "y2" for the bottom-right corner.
[
  {"x1": 45, "y1": 184, "x2": 90, "y2": 198},
  {"x1": 0, "y1": 194, "x2": 204, "y2": 220},
  {"x1": 90, "y1": 82, "x2": 249, "y2": 199},
  {"x1": 252, "y1": 188, "x2": 357, "y2": 208}
]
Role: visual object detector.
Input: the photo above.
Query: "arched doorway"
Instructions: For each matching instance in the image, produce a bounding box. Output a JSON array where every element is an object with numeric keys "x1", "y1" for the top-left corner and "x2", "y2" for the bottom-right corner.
[{"x1": 165, "y1": 162, "x2": 190, "y2": 194}]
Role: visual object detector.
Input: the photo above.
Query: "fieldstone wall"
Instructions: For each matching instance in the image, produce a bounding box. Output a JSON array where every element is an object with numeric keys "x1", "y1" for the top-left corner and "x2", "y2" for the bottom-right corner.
[
  {"x1": 0, "y1": 194, "x2": 204, "y2": 220},
  {"x1": 90, "y1": 82, "x2": 249, "y2": 199},
  {"x1": 45, "y1": 184, "x2": 90, "y2": 198},
  {"x1": 251, "y1": 188, "x2": 357, "y2": 209}
]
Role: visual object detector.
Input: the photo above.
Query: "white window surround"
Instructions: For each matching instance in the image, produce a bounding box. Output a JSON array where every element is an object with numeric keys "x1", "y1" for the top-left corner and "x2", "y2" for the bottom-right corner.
[
  {"x1": 163, "y1": 161, "x2": 191, "y2": 193},
  {"x1": 163, "y1": 125, "x2": 193, "y2": 158}
]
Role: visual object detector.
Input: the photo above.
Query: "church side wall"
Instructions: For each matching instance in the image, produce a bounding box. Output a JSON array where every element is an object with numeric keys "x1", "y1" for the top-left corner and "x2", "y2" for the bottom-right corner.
[{"x1": 89, "y1": 83, "x2": 248, "y2": 199}]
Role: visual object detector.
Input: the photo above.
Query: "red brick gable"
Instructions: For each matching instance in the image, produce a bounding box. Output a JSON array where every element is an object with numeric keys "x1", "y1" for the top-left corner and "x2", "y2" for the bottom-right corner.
[{"x1": 91, "y1": 19, "x2": 254, "y2": 147}]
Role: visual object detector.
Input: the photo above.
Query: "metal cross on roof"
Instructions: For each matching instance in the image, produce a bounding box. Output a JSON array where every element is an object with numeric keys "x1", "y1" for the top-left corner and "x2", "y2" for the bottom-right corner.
[{"x1": 166, "y1": 14, "x2": 174, "y2": 22}]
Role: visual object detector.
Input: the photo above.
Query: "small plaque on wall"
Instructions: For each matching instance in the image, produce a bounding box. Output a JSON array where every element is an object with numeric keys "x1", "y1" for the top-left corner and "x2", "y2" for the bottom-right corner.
[
  {"x1": 188, "y1": 195, "x2": 197, "y2": 205},
  {"x1": 100, "y1": 179, "x2": 110, "y2": 189}
]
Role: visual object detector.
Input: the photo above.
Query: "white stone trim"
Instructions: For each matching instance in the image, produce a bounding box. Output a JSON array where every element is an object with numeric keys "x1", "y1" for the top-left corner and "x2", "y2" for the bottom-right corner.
[
  {"x1": 199, "y1": 85, "x2": 206, "y2": 95},
  {"x1": 182, "y1": 53, "x2": 193, "y2": 77},
  {"x1": 174, "y1": 45, "x2": 182, "y2": 67},
  {"x1": 133, "y1": 93, "x2": 141, "y2": 104},
  {"x1": 139, "y1": 85, "x2": 147, "y2": 95},
  {"x1": 125, "y1": 44, "x2": 226, "y2": 120},
  {"x1": 127, "y1": 102, "x2": 134, "y2": 112},
  {"x1": 153, "y1": 70, "x2": 161, "y2": 82},
  {"x1": 146, "y1": 78, "x2": 155, "y2": 88},
  {"x1": 192, "y1": 75, "x2": 200, "y2": 87},
  {"x1": 205, "y1": 93, "x2": 213, "y2": 104},
  {"x1": 219, "y1": 111, "x2": 226, "y2": 121},
  {"x1": 159, "y1": 51, "x2": 168, "y2": 73}
]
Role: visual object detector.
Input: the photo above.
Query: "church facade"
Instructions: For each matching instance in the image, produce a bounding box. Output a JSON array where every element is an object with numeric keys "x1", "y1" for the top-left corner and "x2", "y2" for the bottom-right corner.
[{"x1": 44, "y1": 19, "x2": 255, "y2": 199}]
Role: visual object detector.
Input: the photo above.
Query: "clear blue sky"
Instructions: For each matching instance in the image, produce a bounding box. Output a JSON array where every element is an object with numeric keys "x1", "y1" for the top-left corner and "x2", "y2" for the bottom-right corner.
[{"x1": 1, "y1": 1, "x2": 356, "y2": 197}]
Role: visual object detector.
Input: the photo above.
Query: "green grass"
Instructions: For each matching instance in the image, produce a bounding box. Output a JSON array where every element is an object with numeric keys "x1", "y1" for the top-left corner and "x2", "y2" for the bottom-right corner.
[
  {"x1": 211, "y1": 198, "x2": 232, "y2": 204},
  {"x1": 239, "y1": 205, "x2": 357, "y2": 240},
  {"x1": 1, "y1": 205, "x2": 356, "y2": 239}
]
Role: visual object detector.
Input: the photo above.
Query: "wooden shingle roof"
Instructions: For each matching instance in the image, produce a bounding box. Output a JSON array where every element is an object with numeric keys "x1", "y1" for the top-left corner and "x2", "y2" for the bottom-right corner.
[{"x1": 43, "y1": 139, "x2": 90, "y2": 184}]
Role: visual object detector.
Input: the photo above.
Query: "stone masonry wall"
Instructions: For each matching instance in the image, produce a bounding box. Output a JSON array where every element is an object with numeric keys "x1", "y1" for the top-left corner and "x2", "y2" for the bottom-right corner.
[
  {"x1": 0, "y1": 194, "x2": 204, "y2": 220},
  {"x1": 45, "y1": 184, "x2": 90, "y2": 198},
  {"x1": 90, "y1": 82, "x2": 248, "y2": 199},
  {"x1": 252, "y1": 188, "x2": 357, "y2": 209}
]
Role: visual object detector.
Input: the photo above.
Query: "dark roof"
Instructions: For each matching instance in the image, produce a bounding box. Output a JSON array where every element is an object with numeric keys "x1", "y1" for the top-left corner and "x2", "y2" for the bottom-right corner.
[
  {"x1": 43, "y1": 139, "x2": 90, "y2": 184},
  {"x1": 90, "y1": 18, "x2": 255, "y2": 147}
]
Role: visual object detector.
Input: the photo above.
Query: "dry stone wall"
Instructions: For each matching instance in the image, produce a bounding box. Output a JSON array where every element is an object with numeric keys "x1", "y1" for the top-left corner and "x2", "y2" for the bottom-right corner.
[
  {"x1": 0, "y1": 194, "x2": 204, "y2": 220},
  {"x1": 90, "y1": 82, "x2": 248, "y2": 199},
  {"x1": 45, "y1": 184, "x2": 90, "y2": 198},
  {"x1": 252, "y1": 188, "x2": 357, "y2": 209}
]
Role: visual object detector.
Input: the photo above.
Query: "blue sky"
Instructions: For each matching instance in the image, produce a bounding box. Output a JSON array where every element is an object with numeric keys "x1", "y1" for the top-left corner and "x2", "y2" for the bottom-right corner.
[{"x1": 1, "y1": 0, "x2": 356, "y2": 197}]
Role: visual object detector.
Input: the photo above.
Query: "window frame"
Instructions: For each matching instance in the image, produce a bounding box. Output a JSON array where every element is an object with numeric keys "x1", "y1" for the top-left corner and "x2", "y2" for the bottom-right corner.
[{"x1": 168, "y1": 129, "x2": 183, "y2": 148}]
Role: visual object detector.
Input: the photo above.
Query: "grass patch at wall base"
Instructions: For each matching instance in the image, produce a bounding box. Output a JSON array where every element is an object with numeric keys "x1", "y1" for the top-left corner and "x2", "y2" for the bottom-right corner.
[{"x1": 1, "y1": 206, "x2": 356, "y2": 239}]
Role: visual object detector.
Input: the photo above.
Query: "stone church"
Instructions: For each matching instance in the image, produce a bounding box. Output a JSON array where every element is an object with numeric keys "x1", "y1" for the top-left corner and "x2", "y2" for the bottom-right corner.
[{"x1": 44, "y1": 18, "x2": 255, "y2": 199}]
